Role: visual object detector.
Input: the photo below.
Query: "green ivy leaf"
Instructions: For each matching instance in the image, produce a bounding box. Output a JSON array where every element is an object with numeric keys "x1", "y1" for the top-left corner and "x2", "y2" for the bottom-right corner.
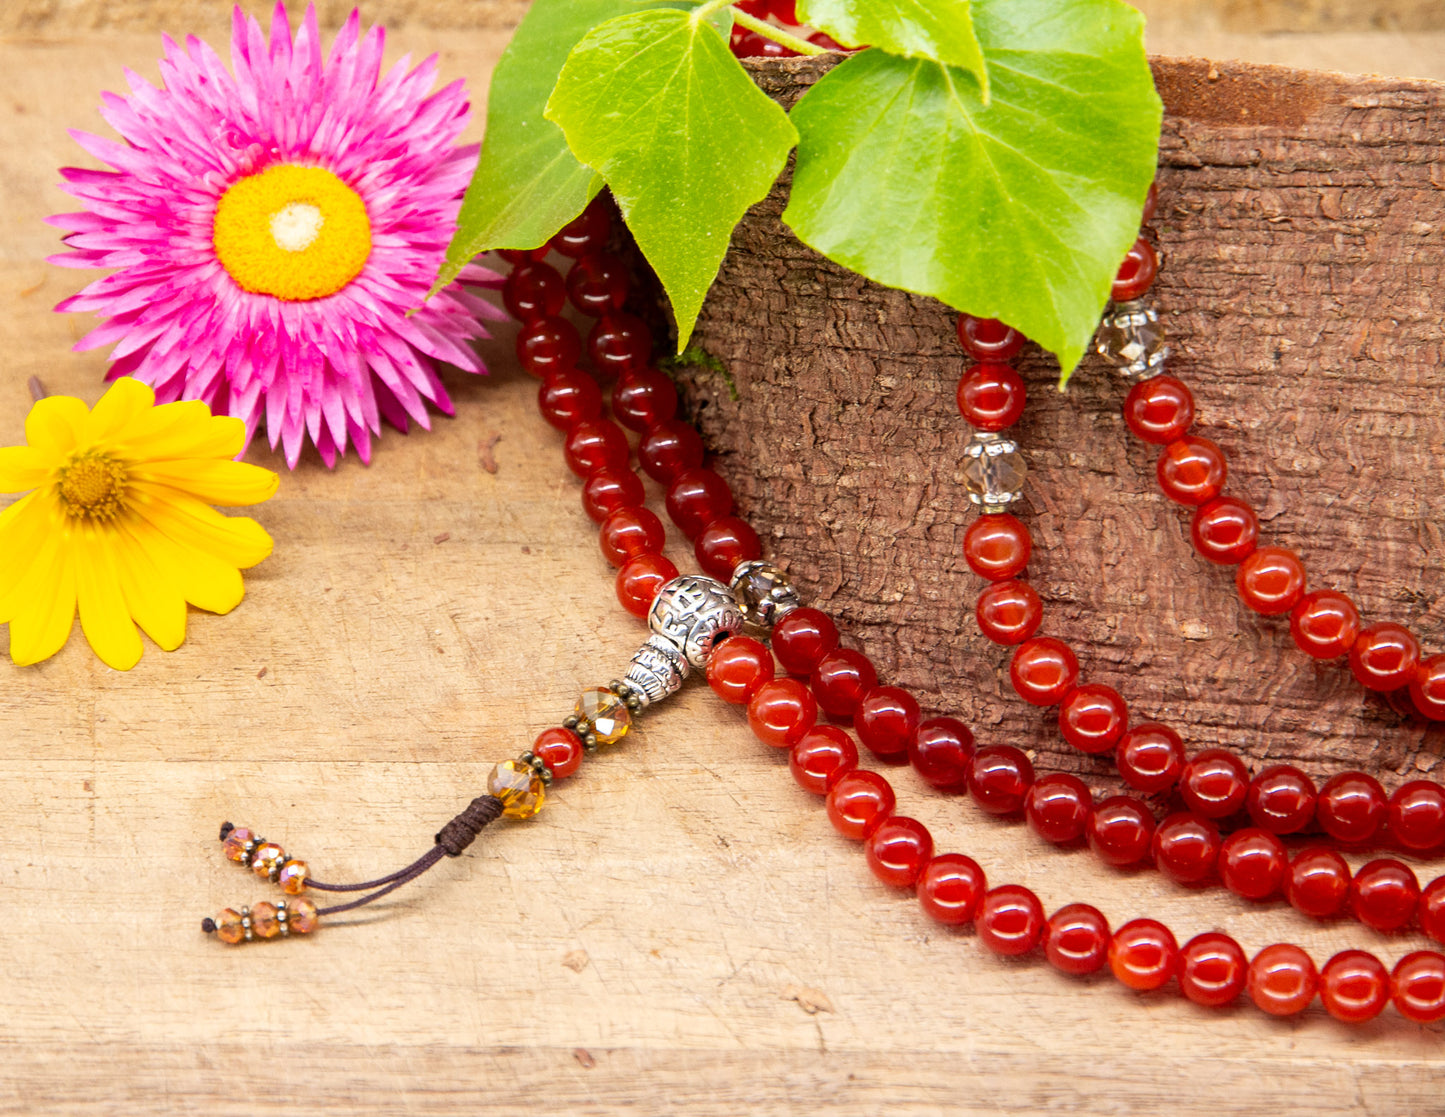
[
  {"x1": 782, "y1": 0, "x2": 1160, "y2": 381},
  {"x1": 797, "y1": 0, "x2": 988, "y2": 101},
  {"x1": 545, "y1": 9, "x2": 798, "y2": 351}
]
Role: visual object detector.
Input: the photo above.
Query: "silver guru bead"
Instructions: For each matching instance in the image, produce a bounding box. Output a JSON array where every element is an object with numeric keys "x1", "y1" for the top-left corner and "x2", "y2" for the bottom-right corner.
[{"x1": 647, "y1": 575, "x2": 744, "y2": 667}]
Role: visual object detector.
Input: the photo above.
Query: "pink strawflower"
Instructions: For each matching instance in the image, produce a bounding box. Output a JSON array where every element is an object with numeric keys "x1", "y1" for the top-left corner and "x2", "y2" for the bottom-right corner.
[{"x1": 49, "y1": 3, "x2": 504, "y2": 468}]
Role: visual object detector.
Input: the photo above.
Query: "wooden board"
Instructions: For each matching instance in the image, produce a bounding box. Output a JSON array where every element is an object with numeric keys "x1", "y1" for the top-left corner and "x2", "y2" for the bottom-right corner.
[{"x1": 0, "y1": 17, "x2": 1442, "y2": 1117}]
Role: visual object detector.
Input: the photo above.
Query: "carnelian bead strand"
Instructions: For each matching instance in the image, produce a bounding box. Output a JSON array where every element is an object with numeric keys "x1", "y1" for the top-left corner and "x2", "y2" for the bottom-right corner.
[
  {"x1": 1178, "y1": 932, "x2": 1248, "y2": 1008},
  {"x1": 865, "y1": 816, "x2": 934, "y2": 888},
  {"x1": 1247, "y1": 944, "x2": 1318, "y2": 1016}
]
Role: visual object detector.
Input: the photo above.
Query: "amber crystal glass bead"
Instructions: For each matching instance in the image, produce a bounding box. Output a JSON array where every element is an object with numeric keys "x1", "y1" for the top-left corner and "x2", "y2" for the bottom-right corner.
[
  {"x1": 277, "y1": 859, "x2": 309, "y2": 895},
  {"x1": 251, "y1": 901, "x2": 281, "y2": 940},
  {"x1": 917, "y1": 853, "x2": 987, "y2": 925},
  {"x1": 222, "y1": 826, "x2": 255, "y2": 863},
  {"x1": 251, "y1": 842, "x2": 286, "y2": 879},
  {"x1": 1235, "y1": 547, "x2": 1306, "y2": 615},
  {"x1": 576, "y1": 687, "x2": 632, "y2": 745},
  {"x1": 1247, "y1": 944, "x2": 1317, "y2": 1017},
  {"x1": 215, "y1": 908, "x2": 246, "y2": 945},
  {"x1": 1392, "y1": 952, "x2": 1445, "y2": 1023},
  {"x1": 1320, "y1": 950, "x2": 1390, "y2": 1023},
  {"x1": 488, "y1": 759, "x2": 546, "y2": 819},
  {"x1": 1348, "y1": 621, "x2": 1421, "y2": 692},
  {"x1": 1157, "y1": 436, "x2": 1226, "y2": 506},
  {"x1": 289, "y1": 897, "x2": 320, "y2": 935},
  {"x1": 975, "y1": 885, "x2": 1045, "y2": 956},
  {"x1": 1044, "y1": 904, "x2": 1111, "y2": 976},
  {"x1": 1109, "y1": 918, "x2": 1178, "y2": 991}
]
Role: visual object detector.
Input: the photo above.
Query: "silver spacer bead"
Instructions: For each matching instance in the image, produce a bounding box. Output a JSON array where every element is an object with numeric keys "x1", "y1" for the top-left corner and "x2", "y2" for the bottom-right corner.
[
  {"x1": 729, "y1": 560, "x2": 801, "y2": 630},
  {"x1": 961, "y1": 431, "x2": 1027, "y2": 514},
  {"x1": 624, "y1": 634, "x2": 691, "y2": 708},
  {"x1": 1095, "y1": 298, "x2": 1170, "y2": 380},
  {"x1": 277, "y1": 902, "x2": 291, "y2": 937},
  {"x1": 647, "y1": 575, "x2": 744, "y2": 667}
]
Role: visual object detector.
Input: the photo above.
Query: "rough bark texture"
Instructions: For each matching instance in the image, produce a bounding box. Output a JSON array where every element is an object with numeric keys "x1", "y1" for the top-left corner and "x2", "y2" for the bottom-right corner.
[{"x1": 667, "y1": 55, "x2": 1445, "y2": 797}]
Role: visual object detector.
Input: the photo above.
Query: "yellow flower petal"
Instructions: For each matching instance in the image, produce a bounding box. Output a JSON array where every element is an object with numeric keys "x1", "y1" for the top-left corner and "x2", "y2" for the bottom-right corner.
[
  {"x1": 132, "y1": 482, "x2": 274, "y2": 568},
  {"x1": 24, "y1": 395, "x2": 90, "y2": 459},
  {"x1": 7, "y1": 534, "x2": 76, "y2": 666},
  {"x1": 74, "y1": 522, "x2": 142, "y2": 670},
  {"x1": 129, "y1": 513, "x2": 245, "y2": 615},
  {"x1": 0, "y1": 493, "x2": 55, "y2": 607},
  {"x1": 0, "y1": 446, "x2": 52, "y2": 493},
  {"x1": 131, "y1": 459, "x2": 278, "y2": 508},
  {"x1": 114, "y1": 405, "x2": 246, "y2": 462},
  {"x1": 84, "y1": 377, "x2": 156, "y2": 444},
  {"x1": 112, "y1": 520, "x2": 187, "y2": 651}
]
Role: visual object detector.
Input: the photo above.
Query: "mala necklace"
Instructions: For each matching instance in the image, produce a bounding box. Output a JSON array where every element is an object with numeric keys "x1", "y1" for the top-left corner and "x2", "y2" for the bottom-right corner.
[{"x1": 201, "y1": 192, "x2": 1445, "y2": 1028}]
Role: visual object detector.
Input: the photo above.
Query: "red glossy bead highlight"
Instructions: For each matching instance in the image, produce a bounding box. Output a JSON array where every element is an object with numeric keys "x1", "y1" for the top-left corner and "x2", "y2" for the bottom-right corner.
[
  {"x1": 1009, "y1": 637, "x2": 1079, "y2": 707},
  {"x1": 503, "y1": 260, "x2": 566, "y2": 322},
  {"x1": 581, "y1": 465, "x2": 646, "y2": 524},
  {"x1": 587, "y1": 313, "x2": 652, "y2": 377},
  {"x1": 1178, "y1": 932, "x2": 1247, "y2": 1007},
  {"x1": 1191, "y1": 496, "x2": 1259, "y2": 565},
  {"x1": 1290, "y1": 589, "x2": 1360, "y2": 659},
  {"x1": 1411, "y1": 654, "x2": 1445, "y2": 721},
  {"x1": 1349, "y1": 621, "x2": 1422, "y2": 692},
  {"x1": 538, "y1": 369, "x2": 603, "y2": 431},
  {"x1": 566, "y1": 252, "x2": 629, "y2": 315},
  {"x1": 865, "y1": 816, "x2": 934, "y2": 888},
  {"x1": 1317, "y1": 771, "x2": 1387, "y2": 844},
  {"x1": 1246, "y1": 765, "x2": 1317, "y2": 835},
  {"x1": 1421, "y1": 877, "x2": 1445, "y2": 945},
  {"x1": 975, "y1": 580, "x2": 1043, "y2": 646},
  {"x1": 826, "y1": 769, "x2": 895, "y2": 841},
  {"x1": 1157, "y1": 436, "x2": 1226, "y2": 506},
  {"x1": 789, "y1": 726, "x2": 858, "y2": 796},
  {"x1": 638, "y1": 419, "x2": 705, "y2": 483},
  {"x1": 1025, "y1": 773, "x2": 1092, "y2": 846},
  {"x1": 747, "y1": 678, "x2": 818, "y2": 749},
  {"x1": 1392, "y1": 952, "x2": 1445, "y2": 1024},
  {"x1": 810, "y1": 648, "x2": 878, "y2": 718},
  {"x1": 969, "y1": 745, "x2": 1034, "y2": 816},
  {"x1": 1152, "y1": 812, "x2": 1222, "y2": 886},
  {"x1": 956, "y1": 315, "x2": 1025, "y2": 361},
  {"x1": 615, "y1": 553, "x2": 678, "y2": 618},
  {"x1": 1058, "y1": 683, "x2": 1129, "y2": 755},
  {"x1": 549, "y1": 198, "x2": 611, "y2": 258},
  {"x1": 1350, "y1": 858, "x2": 1420, "y2": 933},
  {"x1": 1109, "y1": 919, "x2": 1178, "y2": 991},
  {"x1": 1087, "y1": 796, "x2": 1155, "y2": 867},
  {"x1": 665, "y1": 468, "x2": 733, "y2": 539},
  {"x1": 1116, "y1": 723, "x2": 1185, "y2": 794},
  {"x1": 706, "y1": 635, "x2": 775, "y2": 705},
  {"x1": 1179, "y1": 748, "x2": 1250, "y2": 819},
  {"x1": 532, "y1": 727, "x2": 584, "y2": 780},
  {"x1": 772, "y1": 608, "x2": 840, "y2": 676},
  {"x1": 599, "y1": 506, "x2": 665, "y2": 568},
  {"x1": 1044, "y1": 904, "x2": 1111, "y2": 976},
  {"x1": 611, "y1": 368, "x2": 678, "y2": 432},
  {"x1": 1123, "y1": 375, "x2": 1194, "y2": 445},
  {"x1": 909, "y1": 717, "x2": 974, "y2": 794},
  {"x1": 1388, "y1": 780, "x2": 1445, "y2": 853},
  {"x1": 918, "y1": 853, "x2": 986, "y2": 925},
  {"x1": 1286, "y1": 847, "x2": 1352, "y2": 919},
  {"x1": 1236, "y1": 547, "x2": 1306, "y2": 616},
  {"x1": 1248, "y1": 944, "x2": 1317, "y2": 1017},
  {"x1": 517, "y1": 315, "x2": 582, "y2": 378},
  {"x1": 963, "y1": 514, "x2": 1032, "y2": 581},
  {"x1": 975, "y1": 885, "x2": 1045, "y2": 956},
  {"x1": 1320, "y1": 950, "x2": 1390, "y2": 1023},
  {"x1": 855, "y1": 685, "x2": 921, "y2": 762},
  {"x1": 956, "y1": 363, "x2": 1027, "y2": 431},
  {"x1": 695, "y1": 516, "x2": 762, "y2": 582},
  {"x1": 1218, "y1": 828, "x2": 1287, "y2": 901},
  {"x1": 1112, "y1": 236, "x2": 1160, "y2": 302},
  {"x1": 563, "y1": 419, "x2": 630, "y2": 477}
]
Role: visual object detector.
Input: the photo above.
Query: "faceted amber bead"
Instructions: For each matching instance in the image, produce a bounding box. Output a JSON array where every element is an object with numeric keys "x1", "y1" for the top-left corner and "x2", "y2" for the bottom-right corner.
[
  {"x1": 251, "y1": 901, "x2": 281, "y2": 940},
  {"x1": 278, "y1": 859, "x2": 309, "y2": 895},
  {"x1": 488, "y1": 759, "x2": 546, "y2": 819},
  {"x1": 576, "y1": 687, "x2": 631, "y2": 744},
  {"x1": 289, "y1": 898, "x2": 320, "y2": 935},
  {"x1": 215, "y1": 908, "x2": 246, "y2": 945},
  {"x1": 251, "y1": 842, "x2": 286, "y2": 879},
  {"x1": 222, "y1": 827, "x2": 254, "y2": 863}
]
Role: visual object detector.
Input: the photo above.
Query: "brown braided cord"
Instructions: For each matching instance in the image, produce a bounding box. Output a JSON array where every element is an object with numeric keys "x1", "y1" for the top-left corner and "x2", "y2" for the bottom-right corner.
[{"x1": 435, "y1": 795, "x2": 505, "y2": 856}]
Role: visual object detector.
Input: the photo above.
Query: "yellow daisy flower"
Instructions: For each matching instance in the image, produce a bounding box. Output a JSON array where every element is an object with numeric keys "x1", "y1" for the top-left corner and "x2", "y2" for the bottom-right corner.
[{"x1": 0, "y1": 377, "x2": 278, "y2": 670}]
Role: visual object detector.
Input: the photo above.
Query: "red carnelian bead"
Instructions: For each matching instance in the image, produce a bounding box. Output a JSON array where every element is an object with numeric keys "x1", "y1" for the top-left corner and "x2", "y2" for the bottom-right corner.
[
  {"x1": 1141, "y1": 182, "x2": 1159, "y2": 224},
  {"x1": 1248, "y1": 944, "x2": 1318, "y2": 1017},
  {"x1": 665, "y1": 468, "x2": 734, "y2": 538},
  {"x1": 1350, "y1": 859, "x2": 1420, "y2": 933},
  {"x1": 1116, "y1": 723, "x2": 1186, "y2": 794},
  {"x1": 1389, "y1": 780, "x2": 1445, "y2": 853},
  {"x1": 1289, "y1": 589, "x2": 1360, "y2": 659},
  {"x1": 695, "y1": 516, "x2": 761, "y2": 582},
  {"x1": 855, "y1": 686, "x2": 921, "y2": 762},
  {"x1": 1191, "y1": 496, "x2": 1259, "y2": 565},
  {"x1": 615, "y1": 553, "x2": 678, "y2": 619},
  {"x1": 550, "y1": 197, "x2": 611, "y2": 258},
  {"x1": 963, "y1": 514, "x2": 1031, "y2": 581},
  {"x1": 1286, "y1": 847, "x2": 1352, "y2": 918},
  {"x1": 975, "y1": 580, "x2": 1043, "y2": 646},
  {"x1": 810, "y1": 648, "x2": 878, "y2": 718},
  {"x1": 772, "y1": 608, "x2": 840, "y2": 676},
  {"x1": 1218, "y1": 828, "x2": 1288, "y2": 901},
  {"x1": 566, "y1": 252, "x2": 629, "y2": 316},
  {"x1": 865, "y1": 816, "x2": 934, "y2": 888},
  {"x1": 1320, "y1": 950, "x2": 1390, "y2": 1023},
  {"x1": 918, "y1": 853, "x2": 987, "y2": 925},
  {"x1": 563, "y1": 419, "x2": 629, "y2": 477},
  {"x1": 1109, "y1": 919, "x2": 1179, "y2": 991},
  {"x1": 1059, "y1": 683, "x2": 1129, "y2": 755},
  {"x1": 706, "y1": 635, "x2": 775, "y2": 705},
  {"x1": 1236, "y1": 547, "x2": 1306, "y2": 615},
  {"x1": 789, "y1": 725, "x2": 858, "y2": 796},
  {"x1": 1087, "y1": 796, "x2": 1155, "y2": 867},
  {"x1": 826, "y1": 769, "x2": 895, "y2": 841},
  {"x1": 969, "y1": 745, "x2": 1034, "y2": 816},
  {"x1": 532, "y1": 727, "x2": 584, "y2": 780},
  {"x1": 1179, "y1": 748, "x2": 1250, "y2": 819},
  {"x1": 747, "y1": 678, "x2": 818, "y2": 749},
  {"x1": 1025, "y1": 773, "x2": 1092, "y2": 845},
  {"x1": 1317, "y1": 771, "x2": 1387, "y2": 844},
  {"x1": 1153, "y1": 812, "x2": 1223, "y2": 886},
  {"x1": 587, "y1": 313, "x2": 652, "y2": 377},
  {"x1": 538, "y1": 369, "x2": 603, "y2": 431},
  {"x1": 1112, "y1": 236, "x2": 1160, "y2": 302},
  {"x1": 1422, "y1": 877, "x2": 1445, "y2": 945},
  {"x1": 1157, "y1": 436, "x2": 1226, "y2": 506},
  {"x1": 638, "y1": 420, "x2": 704, "y2": 483},
  {"x1": 611, "y1": 369, "x2": 678, "y2": 432},
  {"x1": 517, "y1": 315, "x2": 582, "y2": 378},
  {"x1": 1123, "y1": 375, "x2": 1194, "y2": 445},
  {"x1": 975, "y1": 885, "x2": 1045, "y2": 956},
  {"x1": 1009, "y1": 637, "x2": 1079, "y2": 707},
  {"x1": 599, "y1": 506, "x2": 665, "y2": 568},
  {"x1": 956, "y1": 315, "x2": 1025, "y2": 361},
  {"x1": 582, "y1": 466, "x2": 646, "y2": 524},
  {"x1": 497, "y1": 246, "x2": 550, "y2": 265},
  {"x1": 1411, "y1": 655, "x2": 1445, "y2": 721},
  {"x1": 1179, "y1": 932, "x2": 1247, "y2": 1008},
  {"x1": 1246, "y1": 765, "x2": 1317, "y2": 835},
  {"x1": 1349, "y1": 621, "x2": 1421, "y2": 692},
  {"x1": 1392, "y1": 952, "x2": 1445, "y2": 1023},
  {"x1": 1044, "y1": 904, "x2": 1111, "y2": 976},
  {"x1": 503, "y1": 260, "x2": 566, "y2": 322},
  {"x1": 909, "y1": 717, "x2": 974, "y2": 793},
  {"x1": 956, "y1": 364, "x2": 1027, "y2": 431}
]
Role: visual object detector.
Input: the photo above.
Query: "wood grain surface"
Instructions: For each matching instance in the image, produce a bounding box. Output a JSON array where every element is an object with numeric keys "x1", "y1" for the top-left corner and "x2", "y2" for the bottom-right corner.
[{"x1": 0, "y1": 14, "x2": 1442, "y2": 1117}]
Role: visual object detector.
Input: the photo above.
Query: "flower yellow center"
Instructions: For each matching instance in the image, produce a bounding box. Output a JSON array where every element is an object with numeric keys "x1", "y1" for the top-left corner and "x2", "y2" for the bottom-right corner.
[
  {"x1": 212, "y1": 165, "x2": 371, "y2": 301},
  {"x1": 57, "y1": 451, "x2": 129, "y2": 521}
]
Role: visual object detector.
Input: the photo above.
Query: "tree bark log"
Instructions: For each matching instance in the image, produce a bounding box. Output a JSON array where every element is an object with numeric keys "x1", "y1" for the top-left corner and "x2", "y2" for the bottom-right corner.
[{"x1": 665, "y1": 55, "x2": 1445, "y2": 797}]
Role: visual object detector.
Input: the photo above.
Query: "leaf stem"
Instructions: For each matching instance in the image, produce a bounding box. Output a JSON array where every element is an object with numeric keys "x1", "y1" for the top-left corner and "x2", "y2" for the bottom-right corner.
[
  {"x1": 690, "y1": 0, "x2": 735, "y2": 22},
  {"x1": 730, "y1": 9, "x2": 827, "y2": 56}
]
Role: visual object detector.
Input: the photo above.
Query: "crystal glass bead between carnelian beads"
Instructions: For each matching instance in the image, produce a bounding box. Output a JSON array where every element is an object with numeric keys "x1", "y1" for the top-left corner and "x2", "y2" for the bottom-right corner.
[
  {"x1": 289, "y1": 897, "x2": 319, "y2": 934},
  {"x1": 577, "y1": 687, "x2": 631, "y2": 744},
  {"x1": 1248, "y1": 943, "x2": 1317, "y2": 1017},
  {"x1": 488, "y1": 759, "x2": 546, "y2": 819},
  {"x1": 251, "y1": 901, "x2": 281, "y2": 940},
  {"x1": 277, "y1": 859, "x2": 308, "y2": 895},
  {"x1": 215, "y1": 908, "x2": 246, "y2": 945}
]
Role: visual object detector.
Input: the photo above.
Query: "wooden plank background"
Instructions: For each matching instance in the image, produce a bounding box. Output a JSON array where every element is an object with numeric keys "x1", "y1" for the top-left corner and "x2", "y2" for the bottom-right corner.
[{"x1": 1, "y1": 6, "x2": 1442, "y2": 1115}]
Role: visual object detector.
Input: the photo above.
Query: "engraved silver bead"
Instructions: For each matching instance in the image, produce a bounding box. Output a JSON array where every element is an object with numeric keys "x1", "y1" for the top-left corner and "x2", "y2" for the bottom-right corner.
[
  {"x1": 961, "y1": 431, "x2": 1027, "y2": 513},
  {"x1": 647, "y1": 575, "x2": 744, "y2": 667},
  {"x1": 624, "y1": 634, "x2": 691, "y2": 708},
  {"x1": 1095, "y1": 298, "x2": 1170, "y2": 380},
  {"x1": 730, "y1": 560, "x2": 801, "y2": 630}
]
